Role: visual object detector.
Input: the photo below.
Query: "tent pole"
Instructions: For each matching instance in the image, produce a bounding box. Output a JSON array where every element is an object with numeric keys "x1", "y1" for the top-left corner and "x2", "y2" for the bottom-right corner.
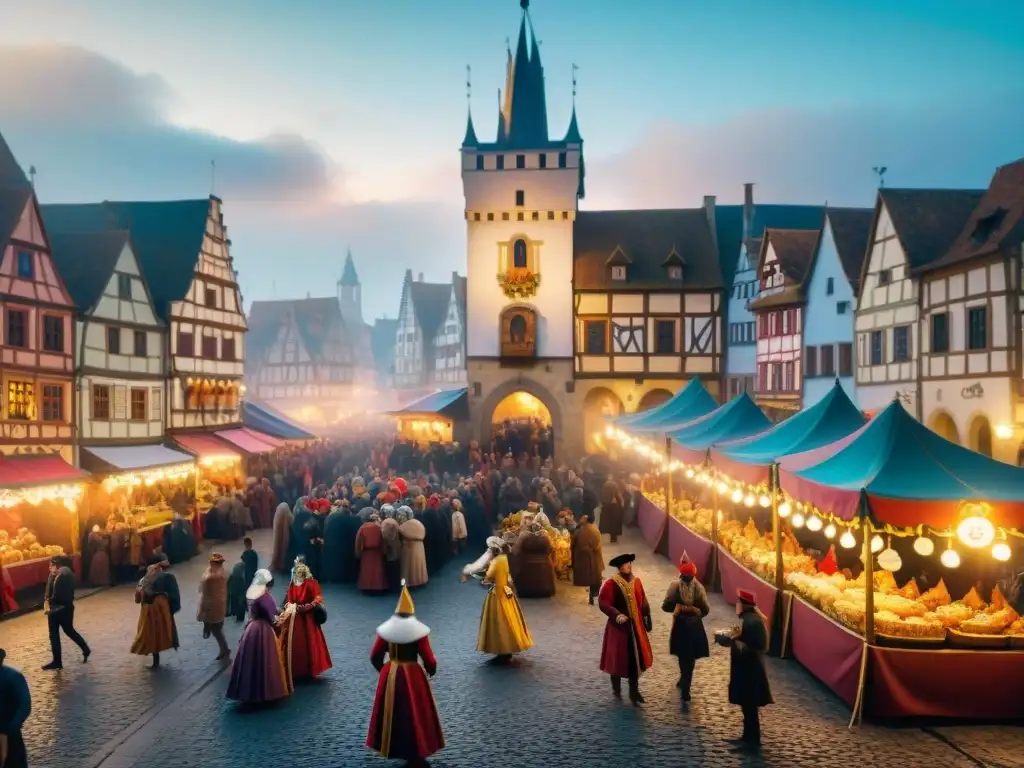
[
  {"x1": 665, "y1": 435, "x2": 673, "y2": 515},
  {"x1": 861, "y1": 511, "x2": 876, "y2": 645},
  {"x1": 772, "y1": 464, "x2": 784, "y2": 593},
  {"x1": 709, "y1": 453, "x2": 719, "y2": 589}
]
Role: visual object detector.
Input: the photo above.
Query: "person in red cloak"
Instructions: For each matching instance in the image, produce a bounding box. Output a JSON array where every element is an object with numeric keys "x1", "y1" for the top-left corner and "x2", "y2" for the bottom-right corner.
[
  {"x1": 277, "y1": 557, "x2": 332, "y2": 686},
  {"x1": 598, "y1": 553, "x2": 653, "y2": 704},
  {"x1": 366, "y1": 579, "x2": 444, "y2": 767}
]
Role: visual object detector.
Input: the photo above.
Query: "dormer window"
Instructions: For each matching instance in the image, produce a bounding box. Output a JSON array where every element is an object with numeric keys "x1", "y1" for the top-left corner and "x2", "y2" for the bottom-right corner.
[
  {"x1": 970, "y1": 208, "x2": 1007, "y2": 245},
  {"x1": 662, "y1": 246, "x2": 685, "y2": 281},
  {"x1": 668, "y1": 266, "x2": 682, "y2": 280},
  {"x1": 606, "y1": 245, "x2": 631, "y2": 282},
  {"x1": 16, "y1": 250, "x2": 33, "y2": 279},
  {"x1": 611, "y1": 266, "x2": 627, "y2": 281}
]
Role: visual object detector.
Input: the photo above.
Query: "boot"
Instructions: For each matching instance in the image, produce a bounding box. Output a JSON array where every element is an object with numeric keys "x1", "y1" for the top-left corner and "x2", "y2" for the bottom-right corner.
[
  {"x1": 628, "y1": 678, "x2": 644, "y2": 705},
  {"x1": 151, "y1": 652, "x2": 161, "y2": 669},
  {"x1": 610, "y1": 676, "x2": 622, "y2": 698}
]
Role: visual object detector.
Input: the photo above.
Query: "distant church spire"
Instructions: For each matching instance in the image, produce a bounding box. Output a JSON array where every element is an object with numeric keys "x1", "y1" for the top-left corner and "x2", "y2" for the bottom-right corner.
[{"x1": 341, "y1": 247, "x2": 359, "y2": 285}]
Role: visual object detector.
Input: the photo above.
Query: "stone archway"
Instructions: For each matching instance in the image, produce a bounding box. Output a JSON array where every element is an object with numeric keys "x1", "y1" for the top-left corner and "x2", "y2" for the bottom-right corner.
[
  {"x1": 637, "y1": 388, "x2": 673, "y2": 412},
  {"x1": 969, "y1": 415, "x2": 993, "y2": 457},
  {"x1": 582, "y1": 386, "x2": 624, "y2": 454},
  {"x1": 928, "y1": 410, "x2": 961, "y2": 444},
  {"x1": 478, "y1": 377, "x2": 563, "y2": 459}
]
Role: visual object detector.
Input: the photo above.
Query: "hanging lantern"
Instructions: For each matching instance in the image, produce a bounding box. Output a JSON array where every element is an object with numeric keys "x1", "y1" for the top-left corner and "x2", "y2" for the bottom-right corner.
[
  {"x1": 731, "y1": 488, "x2": 743, "y2": 503},
  {"x1": 791, "y1": 512, "x2": 805, "y2": 529},
  {"x1": 840, "y1": 530, "x2": 857, "y2": 549},
  {"x1": 992, "y1": 541, "x2": 1012, "y2": 562},
  {"x1": 806, "y1": 515, "x2": 823, "y2": 532},
  {"x1": 940, "y1": 539, "x2": 961, "y2": 569},
  {"x1": 744, "y1": 493, "x2": 756, "y2": 507},
  {"x1": 956, "y1": 515, "x2": 995, "y2": 549},
  {"x1": 824, "y1": 523, "x2": 837, "y2": 539},
  {"x1": 685, "y1": 468, "x2": 695, "y2": 479},
  {"x1": 778, "y1": 501, "x2": 792, "y2": 518},
  {"x1": 870, "y1": 534, "x2": 884, "y2": 554},
  {"x1": 913, "y1": 536, "x2": 934, "y2": 556},
  {"x1": 878, "y1": 535, "x2": 902, "y2": 572},
  {"x1": 758, "y1": 494, "x2": 771, "y2": 508}
]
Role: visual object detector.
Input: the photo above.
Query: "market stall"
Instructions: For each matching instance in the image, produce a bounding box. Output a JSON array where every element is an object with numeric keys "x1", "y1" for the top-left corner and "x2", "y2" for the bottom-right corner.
[
  {"x1": 777, "y1": 399, "x2": 1024, "y2": 721},
  {"x1": 388, "y1": 388, "x2": 469, "y2": 445},
  {"x1": 0, "y1": 454, "x2": 89, "y2": 613},
  {"x1": 170, "y1": 433, "x2": 244, "y2": 539},
  {"x1": 78, "y1": 444, "x2": 199, "y2": 579},
  {"x1": 241, "y1": 398, "x2": 319, "y2": 444}
]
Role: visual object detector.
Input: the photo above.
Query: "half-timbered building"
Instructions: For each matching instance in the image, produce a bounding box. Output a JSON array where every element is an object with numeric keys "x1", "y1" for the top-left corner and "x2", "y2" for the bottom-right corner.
[
  {"x1": 394, "y1": 270, "x2": 461, "y2": 391},
  {"x1": 747, "y1": 228, "x2": 818, "y2": 417},
  {"x1": 917, "y1": 158, "x2": 1024, "y2": 463},
  {"x1": 432, "y1": 273, "x2": 467, "y2": 386},
  {"x1": 245, "y1": 297, "x2": 353, "y2": 425},
  {"x1": 41, "y1": 197, "x2": 248, "y2": 433},
  {"x1": 46, "y1": 230, "x2": 169, "y2": 446},
  {"x1": 854, "y1": 188, "x2": 983, "y2": 418},
  {"x1": 724, "y1": 185, "x2": 824, "y2": 398},
  {"x1": 0, "y1": 132, "x2": 75, "y2": 464},
  {"x1": 801, "y1": 207, "x2": 873, "y2": 408}
]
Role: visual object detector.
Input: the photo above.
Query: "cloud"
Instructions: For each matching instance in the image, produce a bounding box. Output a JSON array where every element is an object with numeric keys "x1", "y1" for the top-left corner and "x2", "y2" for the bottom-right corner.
[
  {"x1": 0, "y1": 44, "x2": 335, "y2": 204},
  {"x1": 586, "y1": 94, "x2": 1024, "y2": 210}
]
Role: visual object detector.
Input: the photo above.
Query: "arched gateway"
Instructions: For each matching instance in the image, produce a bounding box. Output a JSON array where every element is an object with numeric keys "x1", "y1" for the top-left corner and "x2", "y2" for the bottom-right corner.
[{"x1": 478, "y1": 378, "x2": 562, "y2": 460}]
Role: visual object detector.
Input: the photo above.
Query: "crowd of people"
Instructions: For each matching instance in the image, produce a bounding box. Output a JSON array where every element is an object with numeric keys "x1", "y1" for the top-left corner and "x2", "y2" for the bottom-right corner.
[{"x1": 0, "y1": 436, "x2": 780, "y2": 768}]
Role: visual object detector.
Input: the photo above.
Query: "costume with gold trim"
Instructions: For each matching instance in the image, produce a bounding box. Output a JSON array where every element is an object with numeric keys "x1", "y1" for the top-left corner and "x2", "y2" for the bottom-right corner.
[
  {"x1": 365, "y1": 580, "x2": 445, "y2": 761},
  {"x1": 598, "y1": 554, "x2": 653, "y2": 679}
]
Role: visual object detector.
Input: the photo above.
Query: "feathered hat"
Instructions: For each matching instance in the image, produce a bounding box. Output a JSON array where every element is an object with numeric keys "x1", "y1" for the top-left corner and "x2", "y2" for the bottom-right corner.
[
  {"x1": 375, "y1": 579, "x2": 430, "y2": 644},
  {"x1": 678, "y1": 550, "x2": 697, "y2": 577}
]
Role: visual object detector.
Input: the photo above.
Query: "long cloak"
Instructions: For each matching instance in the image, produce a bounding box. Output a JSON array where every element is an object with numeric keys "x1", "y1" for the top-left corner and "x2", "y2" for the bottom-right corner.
[
  {"x1": 270, "y1": 505, "x2": 292, "y2": 573},
  {"x1": 321, "y1": 510, "x2": 348, "y2": 583}
]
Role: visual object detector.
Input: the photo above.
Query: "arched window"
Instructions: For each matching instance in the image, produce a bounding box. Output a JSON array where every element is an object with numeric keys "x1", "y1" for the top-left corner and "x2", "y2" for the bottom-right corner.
[
  {"x1": 509, "y1": 314, "x2": 527, "y2": 342},
  {"x1": 513, "y1": 239, "x2": 528, "y2": 269}
]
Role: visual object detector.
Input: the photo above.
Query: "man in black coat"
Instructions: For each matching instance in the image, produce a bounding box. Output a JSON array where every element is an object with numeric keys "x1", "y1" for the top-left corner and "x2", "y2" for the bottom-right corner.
[
  {"x1": 42, "y1": 556, "x2": 91, "y2": 670},
  {"x1": 725, "y1": 589, "x2": 773, "y2": 752},
  {"x1": 0, "y1": 648, "x2": 30, "y2": 768}
]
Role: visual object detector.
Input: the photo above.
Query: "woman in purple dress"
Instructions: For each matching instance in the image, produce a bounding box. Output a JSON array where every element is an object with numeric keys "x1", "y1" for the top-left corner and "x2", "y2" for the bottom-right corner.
[{"x1": 226, "y1": 569, "x2": 292, "y2": 705}]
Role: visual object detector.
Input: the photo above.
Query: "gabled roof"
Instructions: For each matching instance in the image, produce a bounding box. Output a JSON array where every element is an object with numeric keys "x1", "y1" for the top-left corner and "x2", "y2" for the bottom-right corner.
[
  {"x1": 721, "y1": 203, "x2": 824, "y2": 288},
  {"x1": 48, "y1": 230, "x2": 134, "y2": 316},
  {"x1": 924, "y1": 158, "x2": 1024, "y2": 273},
  {"x1": 822, "y1": 207, "x2": 874, "y2": 292},
  {"x1": 760, "y1": 228, "x2": 819, "y2": 283},
  {"x1": 874, "y1": 188, "x2": 985, "y2": 274},
  {"x1": 42, "y1": 198, "x2": 213, "y2": 322},
  {"x1": 408, "y1": 280, "x2": 452, "y2": 339},
  {"x1": 0, "y1": 130, "x2": 33, "y2": 247},
  {"x1": 574, "y1": 208, "x2": 722, "y2": 290},
  {"x1": 0, "y1": 130, "x2": 30, "y2": 190},
  {"x1": 247, "y1": 297, "x2": 348, "y2": 365}
]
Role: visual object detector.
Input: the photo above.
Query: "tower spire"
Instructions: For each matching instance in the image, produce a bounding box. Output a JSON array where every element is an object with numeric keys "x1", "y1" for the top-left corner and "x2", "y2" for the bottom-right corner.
[{"x1": 462, "y1": 65, "x2": 478, "y2": 148}]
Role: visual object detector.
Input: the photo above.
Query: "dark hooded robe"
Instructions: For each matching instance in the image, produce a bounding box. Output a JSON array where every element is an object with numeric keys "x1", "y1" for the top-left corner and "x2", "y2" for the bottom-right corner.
[
  {"x1": 321, "y1": 509, "x2": 351, "y2": 583},
  {"x1": 290, "y1": 506, "x2": 314, "y2": 565},
  {"x1": 420, "y1": 508, "x2": 447, "y2": 575},
  {"x1": 303, "y1": 516, "x2": 325, "y2": 581},
  {"x1": 338, "y1": 510, "x2": 364, "y2": 583},
  {"x1": 164, "y1": 516, "x2": 197, "y2": 564},
  {"x1": 227, "y1": 560, "x2": 247, "y2": 621}
]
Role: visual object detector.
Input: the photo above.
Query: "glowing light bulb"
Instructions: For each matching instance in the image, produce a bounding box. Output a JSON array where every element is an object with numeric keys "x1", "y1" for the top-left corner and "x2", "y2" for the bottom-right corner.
[
  {"x1": 940, "y1": 547, "x2": 961, "y2": 569},
  {"x1": 871, "y1": 535, "x2": 884, "y2": 554},
  {"x1": 913, "y1": 536, "x2": 934, "y2": 557},
  {"x1": 956, "y1": 516, "x2": 995, "y2": 549},
  {"x1": 992, "y1": 542, "x2": 1012, "y2": 562},
  {"x1": 824, "y1": 524, "x2": 837, "y2": 539},
  {"x1": 758, "y1": 494, "x2": 771, "y2": 508},
  {"x1": 744, "y1": 494, "x2": 756, "y2": 507},
  {"x1": 731, "y1": 489, "x2": 743, "y2": 503},
  {"x1": 791, "y1": 512, "x2": 805, "y2": 528},
  {"x1": 778, "y1": 502, "x2": 792, "y2": 518},
  {"x1": 685, "y1": 469, "x2": 695, "y2": 479},
  {"x1": 605, "y1": 426, "x2": 615, "y2": 438},
  {"x1": 806, "y1": 515, "x2": 823, "y2": 532},
  {"x1": 840, "y1": 530, "x2": 857, "y2": 549},
  {"x1": 717, "y1": 481, "x2": 729, "y2": 494},
  {"x1": 878, "y1": 548, "x2": 902, "y2": 572}
]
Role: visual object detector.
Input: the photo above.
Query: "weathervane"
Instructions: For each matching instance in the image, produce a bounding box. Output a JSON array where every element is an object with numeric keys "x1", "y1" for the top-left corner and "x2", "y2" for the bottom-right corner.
[
  {"x1": 572, "y1": 63, "x2": 579, "y2": 105},
  {"x1": 210, "y1": 160, "x2": 217, "y2": 196},
  {"x1": 872, "y1": 165, "x2": 887, "y2": 189},
  {"x1": 28, "y1": 165, "x2": 36, "y2": 190},
  {"x1": 466, "y1": 65, "x2": 472, "y2": 104}
]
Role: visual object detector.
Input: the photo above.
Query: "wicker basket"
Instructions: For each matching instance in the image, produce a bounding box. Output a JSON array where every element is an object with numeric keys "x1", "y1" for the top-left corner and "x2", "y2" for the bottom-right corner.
[{"x1": 948, "y1": 629, "x2": 1010, "y2": 650}]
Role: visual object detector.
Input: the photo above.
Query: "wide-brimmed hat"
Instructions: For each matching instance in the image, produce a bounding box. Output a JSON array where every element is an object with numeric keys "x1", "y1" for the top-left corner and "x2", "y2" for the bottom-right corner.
[
  {"x1": 209, "y1": 552, "x2": 225, "y2": 564},
  {"x1": 608, "y1": 553, "x2": 636, "y2": 569}
]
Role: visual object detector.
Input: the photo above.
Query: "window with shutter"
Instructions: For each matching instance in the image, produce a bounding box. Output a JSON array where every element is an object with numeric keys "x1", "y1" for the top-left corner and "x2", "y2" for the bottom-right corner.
[
  {"x1": 113, "y1": 385, "x2": 127, "y2": 419},
  {"x1": 584, "y1": 321, "x2": 607, "y2": 354},
  {"x1": 804, "y1": 346, "x2": 818, "y2": 378},
  {"x1": 821, "y1": 345, "x2": 835, "y2": 376},
  {"x1": 757, "y1": 362, "x2": 768, "y2": 392},
  {"x1": 783, "y1": 361, "x2": 794, "y2": 391},
  {"x1": 177, "y1": 330, "x2": 194, "y2": 357},
  {"x1": 92, "y1": 385, "x2": 111, "y2": 420},
  {"x1": 839, "y1": 343, "x2": 853, "y2": 376},
  {"x1": 655, "y1": 320, "x2": 675, "y2": 354},
  {"x1": 771, "y1": 363, "x2": 782, "y2": 391},
  {"x1": 150, "y1": 387, "x2": 162, "y2": 421}
]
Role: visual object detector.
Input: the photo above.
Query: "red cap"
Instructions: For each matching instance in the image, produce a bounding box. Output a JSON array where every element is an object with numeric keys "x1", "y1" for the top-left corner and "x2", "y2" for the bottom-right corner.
[
  {"x1": 394, "y1": 478, "x2": 408, "y2": 495},
  {"x1": 737, "y1": 589, "x2": 757, "y2": 606},
  {"x1": 679, "y1": 560, "x2": 697, "y2": 577}
]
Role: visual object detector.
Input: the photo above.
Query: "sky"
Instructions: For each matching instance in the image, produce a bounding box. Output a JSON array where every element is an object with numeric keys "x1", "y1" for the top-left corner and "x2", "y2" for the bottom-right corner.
[{"x1": 1, "y1": 0, "x2": 1023, "y2": 320}]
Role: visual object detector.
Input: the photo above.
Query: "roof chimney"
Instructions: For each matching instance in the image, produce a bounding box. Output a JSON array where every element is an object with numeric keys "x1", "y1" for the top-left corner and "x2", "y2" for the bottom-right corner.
[
  {"x1": 417, "y1": 272, "x2": 424, "y2": 282},
  {"x1": 743, "y1": 183, "x2": 754, "y2": 240},
  {"x1": 703, "y1": 195, "x2": 718, "y2": 252}
]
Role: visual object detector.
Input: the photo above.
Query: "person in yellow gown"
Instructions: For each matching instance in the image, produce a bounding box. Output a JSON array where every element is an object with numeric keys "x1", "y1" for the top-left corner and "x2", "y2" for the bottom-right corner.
[{"x1": 476, "y1": 541, "x2": 533, "y2": 663}]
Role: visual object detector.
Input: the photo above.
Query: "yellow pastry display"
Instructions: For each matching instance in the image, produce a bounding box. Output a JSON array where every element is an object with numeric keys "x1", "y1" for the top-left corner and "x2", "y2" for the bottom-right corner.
[
  {"x1": 0, "y1": 528, "x2": 66, "y2": 566},
  {"x1": 544, "y1": 526, "x2": 572, "y2": 581},
  {"x1": 719, "y1": 518, "x2": 816, "y2": 582},
  {"x1": 645, "y1": 491, "x2": 714, "y2": 538}
]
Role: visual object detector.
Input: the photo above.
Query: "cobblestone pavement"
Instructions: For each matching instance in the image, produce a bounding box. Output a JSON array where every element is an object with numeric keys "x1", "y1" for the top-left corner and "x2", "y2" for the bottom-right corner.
[
  {"x1": 6, "y1": 530, "x2": 1023, "y2": 768},
  {"x1": 1, "y1": 530, "x2": 275, "y2": 768}
]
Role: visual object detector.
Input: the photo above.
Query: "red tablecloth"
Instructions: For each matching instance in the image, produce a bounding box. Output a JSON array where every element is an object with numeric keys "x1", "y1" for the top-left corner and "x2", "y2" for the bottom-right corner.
[
  {"x1": 717, "y1": 548, "x2": 778, "y2": 629},
  {"x1": 636, "y1": 495, "x2": 667, "y2": 551},
  {"x1": 867, "y1": 646, "x2": 1024, "y2": 720},
  {"x1": 666, "y1": 516, "x2": 714, "y2": 581},
  {"x1": 140, "y1": 524, "x2": 169, "y2": 560},
  {"x1": 1, "y1": 567, "x2": 17, "y2": 613},
  {"x1": 1, "y1": 553, "x2": 81, "y2": 595},
  {"x1": 788, "y1": 596, "x2": 864, "y2": 706}
]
